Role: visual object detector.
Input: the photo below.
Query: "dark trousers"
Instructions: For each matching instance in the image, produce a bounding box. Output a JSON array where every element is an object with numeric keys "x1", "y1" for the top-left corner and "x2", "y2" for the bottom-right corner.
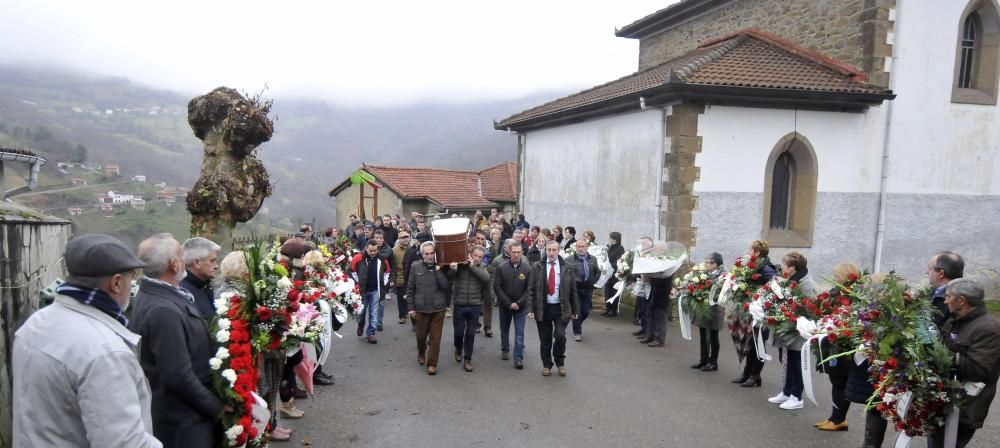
[
  {"x1": 648, "y1": 306, "x2": 667, "y2": 343},
  {"x1": 395, "y1": 286, "x2": 407, "y2": 319},
  {"x1": 741, "y1": 330, "x2": 768, "y2": 377},
  {"x1": 863, "y1": 409, "x2": 888, "y2": 448},
  {"x1": 453, "y1": 304, "x2": 480, "y2": 361},
  {"x1": 572, "y1": 288, "x2": 593, "y2": 335},
  {"x1": 604, "y1": 280, "x2": 619, "y2": 314},
  {"x1": 279, "y1": 350, "x2": 303, "y2": 402},
  {"x1": 634, "y1": 295, "x2": 648, "y2": 329},
  {"x1": 699, "y1": 327, "x2": 720, "y2": 364},
  {"x1": 537, "y1": 303, "x2": 568, "y2": 368},
  {"x1": 782, "y1": 349, "x2": 804, "y2": 398},
  {"x1": 481, "y1": 292, "x2": 493, "y2": 330},
  {"x1": 828, "y1": 374, "x2": 850, "y2": 423},
  {"x1": 927, "y1": 423, "x2": 976, "y2": 448}
]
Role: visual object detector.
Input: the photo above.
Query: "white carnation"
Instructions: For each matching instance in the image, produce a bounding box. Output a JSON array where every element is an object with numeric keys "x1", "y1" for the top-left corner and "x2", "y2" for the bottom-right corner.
[
  {"x1": 215, "y1": 329, "x2": 230, "y2": 343},
  {"x1": 225, "y1": 424, "x2": 244, "y2": 441},
  {"x1": 222, "y1": 368, "x2": 237, "y2": 386},
  {"x1": 215, "y1": 347, "x2": 230, "y2": 360},
  {"x1": 277, "y1": 277, "x2": 292, "y2": 289},
  {"x1": 215, "y1": 300, "x2": 229, "y2": 315},
  {"x1": 209, "y1": 357, "x2": 223, "y2": 370},
  {"x1": 218, "y1": 318, "x2": 231, "y2": 330}
]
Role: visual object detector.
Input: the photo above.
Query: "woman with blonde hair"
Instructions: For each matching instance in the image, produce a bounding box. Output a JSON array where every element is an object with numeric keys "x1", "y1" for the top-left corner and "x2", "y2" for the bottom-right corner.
[{"x1": 814, "y1": 262, "x2": 861, "y2": 432}]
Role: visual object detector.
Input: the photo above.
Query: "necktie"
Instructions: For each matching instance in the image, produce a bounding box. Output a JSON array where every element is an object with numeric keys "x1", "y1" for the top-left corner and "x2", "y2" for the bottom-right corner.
[{"x1": 548, "y1": 261, "x2": 556, "y2": 296}]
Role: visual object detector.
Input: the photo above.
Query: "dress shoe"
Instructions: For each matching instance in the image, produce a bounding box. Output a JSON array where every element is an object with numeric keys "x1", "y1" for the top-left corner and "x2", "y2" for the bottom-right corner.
[
  {"x1": 279, "y1": 401, "x2": 304, "y2": 419},
  {"x1": 731, "y1": 375, "x2": 750, "y2": 384},
  {"x1": 292, "y1": 386, "x2": 307, "y2": 399},
  {"x1": 418, "y1": 354, "x2": 426, "y2": 365},
  {"x1": 607, "y1": 311, "x2": 618, "y2": 317},
  {"x1": 817, "y1": 420, "x2": 848, "y2": 431},
  {"x1": 463, "y1": 361, "x2": 473, "y2": 372},
  {"x1": 501, "y1": 351, "x2": 510, "y2": 361},
  {"x1": 647, "y1": 341, "x2": 665, "y2": 347},
  {"x1": 600, "y1": 310, "x2": 611, "y2": 316},
  {"x1": 691, "y1": 362, "x2": 707, "y2": 369},
  {"x1": 558, "y1": 366, "x2": 567, "y2": 377},
  {"x1": 631, "y1": 319, "x2": 640, "y2": 325},
  {"x1": 357, "y1": 325, "x2": 364, "y2": 337},
  {"x1": 739, "y1": 375, "x2": 762, "y2": 387},
  {"x1": 399, "y1": 317, "x2": 406, "y2": 324},
  {"x1": 514, "y1": 360, "x2": 523, "y2": 369},
  {"x1": 814, "y1": 419, "x2": 831, "y2": 428},
  {"x1": 313, "y1": 372, "x2": 335, "y2": 386},
  {"x1": 367, "y1": 335, "x2": 377, "y2": 344},
  {"x1": 427, "y1": 366, "x2": 437, "y2": 375},
  {"x1": 542, "y1": 367, "x2": 551, "y2": 377},
  {"x1": 639, "y1": 338, "x2": 654, "y2": 344},
  {"x1": 455, "y1": 349, "x2": 463, "y2": 362},
  {"x1": 780, "y1": 397, "x2": 804, "y2": 410},
  {"x1": 701, "y1": 363, "x2": 718, "y2": 372},
  {"x1": 632, "y1": 330, "x2": 644, "y2": 336}
]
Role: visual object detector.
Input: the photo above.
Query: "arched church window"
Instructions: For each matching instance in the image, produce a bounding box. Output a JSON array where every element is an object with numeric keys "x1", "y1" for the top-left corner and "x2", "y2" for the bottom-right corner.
[
  {"x1": 953, "y1": 1, "x2": 1000, "y2": 104},
  {"x1": 762, "y1": 133, "x2": 817, "y2": 247}
]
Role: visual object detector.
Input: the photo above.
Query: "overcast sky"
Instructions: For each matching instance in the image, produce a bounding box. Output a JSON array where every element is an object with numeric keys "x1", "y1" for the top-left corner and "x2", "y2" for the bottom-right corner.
[{"x1": 1, "y1": 0, "x2": 677, "y2": 106}]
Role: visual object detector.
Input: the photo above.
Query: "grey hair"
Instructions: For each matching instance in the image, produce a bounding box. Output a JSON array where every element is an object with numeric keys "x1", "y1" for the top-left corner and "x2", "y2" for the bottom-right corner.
[
  {"x1": 947, "y1": 278, "x2": 985, "y2": 307},
  {"x1": 420, "y1": 241, "x2": 436, "y2": 252},
  {"x1": 139, "y1": 233, "x2": 180, "y2": 278},
  {"x1": 470, "y1": 245, "x2": 486, "y2": 255},
  {"x1": 220, "y1": 251, "x2": 248, "y2": 281},
  {"x1": 183, "y1": 237, "x2": 221, "y2": 267},
  {"x1": 502, "y1": 238, "x2": 517, "y2": 253}
]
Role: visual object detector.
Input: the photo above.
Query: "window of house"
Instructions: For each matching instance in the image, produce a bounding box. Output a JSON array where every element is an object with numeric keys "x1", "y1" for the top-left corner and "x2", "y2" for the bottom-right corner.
[
  {"x1": 953, "y1": 1, "x2": 1000, "y2": 104},
  {"x1": 761, "y1": 133, "x2": 817, "y2": 247}
]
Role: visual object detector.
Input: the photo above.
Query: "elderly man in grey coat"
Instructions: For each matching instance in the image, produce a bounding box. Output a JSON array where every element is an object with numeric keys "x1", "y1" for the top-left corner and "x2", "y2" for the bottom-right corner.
[
  {"x1": 13, "y1": 234, "x2": 160, "y2": 447},
  {"x1": 130, "y1": 233, "x2": 228, "y2": 448},
  {"x1": 406, "y1": 241, "x2": 452, "y2": 375}
]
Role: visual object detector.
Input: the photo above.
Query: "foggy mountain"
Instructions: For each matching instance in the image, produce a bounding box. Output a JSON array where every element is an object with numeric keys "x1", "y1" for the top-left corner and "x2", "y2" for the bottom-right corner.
[{"x1": 0, "y1": 65, "x2": 563, "y2": 226}]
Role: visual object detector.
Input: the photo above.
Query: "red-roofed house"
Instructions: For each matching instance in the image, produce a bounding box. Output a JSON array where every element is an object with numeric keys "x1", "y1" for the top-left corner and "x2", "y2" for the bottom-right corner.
[
  {"x1": 328, "y1": 162, "x2": 518, "y2": 223},
  {"x1": 494, "y1": 1, "x2": 1000, "y2": 282}
]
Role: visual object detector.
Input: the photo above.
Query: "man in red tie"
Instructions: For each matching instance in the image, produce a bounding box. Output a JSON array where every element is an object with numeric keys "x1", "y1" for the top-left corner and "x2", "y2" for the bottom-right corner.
[{"x1": 528, "y1": 240, "x2": 579, "y2": 377}]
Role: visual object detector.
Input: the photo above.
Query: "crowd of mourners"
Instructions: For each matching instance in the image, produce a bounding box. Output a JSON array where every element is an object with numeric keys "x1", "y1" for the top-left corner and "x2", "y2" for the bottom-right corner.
[{"x1": 9, "y1": 208, "x2": 1000, "y2": 448}]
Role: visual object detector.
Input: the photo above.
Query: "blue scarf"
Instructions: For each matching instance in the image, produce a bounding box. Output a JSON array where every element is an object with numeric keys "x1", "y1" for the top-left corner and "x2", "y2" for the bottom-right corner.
[{"x1": 58, "y1": 283, "x2": 129, "y2": 327}]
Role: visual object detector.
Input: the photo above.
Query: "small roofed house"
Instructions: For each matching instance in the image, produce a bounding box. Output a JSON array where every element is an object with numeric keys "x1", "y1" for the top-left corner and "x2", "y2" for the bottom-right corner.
[
  {"x1": 496, "y1": 0, "x2": 1000, "y2": 282},
  {"x1": 103, "y1": 163, "x2": 120, "y2": 177},
  {"x1": 329, "y1": 162, "x2": 518, "y2": 223}
]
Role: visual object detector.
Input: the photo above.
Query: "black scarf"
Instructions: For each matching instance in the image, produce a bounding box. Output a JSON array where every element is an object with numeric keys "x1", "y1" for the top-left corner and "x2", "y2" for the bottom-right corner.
[{"x1": 58, "y1": 282, "x2": 128, "y2": 326}]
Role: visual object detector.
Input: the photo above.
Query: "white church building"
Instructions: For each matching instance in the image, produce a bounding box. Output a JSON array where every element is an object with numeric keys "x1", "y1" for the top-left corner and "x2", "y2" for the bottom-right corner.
[{"x1": 496, "y1": 0, "x2": 1000, "y2": 283}]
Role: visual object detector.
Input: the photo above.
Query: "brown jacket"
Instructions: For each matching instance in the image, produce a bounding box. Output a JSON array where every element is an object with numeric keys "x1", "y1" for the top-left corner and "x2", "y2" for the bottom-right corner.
[{"x1": 942, "y1": 307, "x2": 1000, "y2": 429}]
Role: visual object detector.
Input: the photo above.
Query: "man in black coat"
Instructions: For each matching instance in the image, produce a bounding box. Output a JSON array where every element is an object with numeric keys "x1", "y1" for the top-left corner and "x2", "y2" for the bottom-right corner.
[
  {"x1": 602, "y1": 232, "x2": 625, "y2": 317},
  {"x1": 528, "y1": 240, "x2": 579, "y2": 377},
  {"x1": 179, "y1": 237, "x2": 221, "y2": 318},
  {"x1": 570, "y1": 239, "x2": 601, "y2": 341},
  {"x1": 130, "y1": 233, "x2": 226, "y2": 448},
  {"x1": 926, "y1": 251, "x2": 964, "y2": 328},
  {"x1": 494, "y1": 241, "x2": 532, "y2": 369},
  {"x1": 352, "y1": 240, "x2": 391, "y2": 343}
]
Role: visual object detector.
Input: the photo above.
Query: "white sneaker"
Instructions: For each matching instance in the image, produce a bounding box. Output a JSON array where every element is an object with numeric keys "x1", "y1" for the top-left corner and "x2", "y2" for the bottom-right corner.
[
  {"x1": 767, "y1": 392, "x2": 791, "y2": 404},
  {"x1": 779, "y1": 397, "x2": 804, "y2": 410}
]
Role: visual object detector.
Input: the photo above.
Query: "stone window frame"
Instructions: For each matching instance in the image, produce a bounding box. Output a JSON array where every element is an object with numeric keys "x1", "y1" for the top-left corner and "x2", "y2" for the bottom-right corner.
[
  {"x1": 760, "y1": 132, "x2": 817, "y2": 248},
  {"x1": 952, "y1": 0, "x2": 1000, "y2": 105}
]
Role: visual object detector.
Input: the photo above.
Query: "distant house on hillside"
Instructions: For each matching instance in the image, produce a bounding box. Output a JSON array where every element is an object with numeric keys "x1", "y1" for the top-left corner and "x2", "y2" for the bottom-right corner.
[
  {"x1": 154, "y1": 192, "x2": 177, "y2": 206},
  {"x1": 131, "y1": 175, "x2": 146, "y2": 183},
  {"x1": 104, "y1": 164, "x2": 120, "y2": 176},
  {"x1": 97, "y1": 193, "x2": 112, "y2": 204},
  {"x1": 108, "y1": 191, "x2": 140, "y2": 204},
  {"x1": 99, "y1": 203, "x2": 114, "y2": 217},
  {"x1": 70, "y1": 177, "x2": 87, "y2": 186},
  {"x1": 67, "y1": 207, "x2": 83, "y2": 216},
  {"x1": 328, "y1": 162, "x2": 519, "y2": 223},
  {"x1": 130, "y1": 198, "x2": 145, "y2": 211}
]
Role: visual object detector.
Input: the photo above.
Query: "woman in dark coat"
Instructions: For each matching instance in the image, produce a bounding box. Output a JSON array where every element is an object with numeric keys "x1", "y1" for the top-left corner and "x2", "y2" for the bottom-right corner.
[
  {"x1": 814, "y1": 263, "x2": 861, "y2": 432},
  {"x1": 691, "y1": 252, "x2": 725, "y2": 371}
]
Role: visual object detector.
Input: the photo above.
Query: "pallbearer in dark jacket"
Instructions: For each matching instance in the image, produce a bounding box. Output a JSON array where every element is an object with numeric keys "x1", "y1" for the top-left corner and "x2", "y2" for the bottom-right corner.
[
  {"x1": 447, "y1": 245, "x2": 491, "y2": 372},
  {"x1": 928, "y1": 278, "x2": 1000, "y2": 448},
  {"x1": 528, "y1": 240, "x2": 579, "y2": 377},
  {"x1": 179, "y1": 237, "x2": 221, "y2": 318},
  {"x1": 570, "y1": 239, "x2": 601, "y2": 341},
  {"x1": 494, "y1": 241, "x2": 532, "y2": 369},
  {"x1": 130, "y1": 233, "x2": 226, "y2": 448},
  {"x1": 406, "y1": 241, "x2": 452, "y2": 375}
]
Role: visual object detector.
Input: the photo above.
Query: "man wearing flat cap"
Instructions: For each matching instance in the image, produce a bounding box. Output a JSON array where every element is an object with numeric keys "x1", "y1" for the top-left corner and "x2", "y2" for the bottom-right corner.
[
  {"x1": 130, "y1": 233, "x2": 228, "y2": 448},
  {"x1": 13, "y1": 234, "x2": 161, "y2": 447}
]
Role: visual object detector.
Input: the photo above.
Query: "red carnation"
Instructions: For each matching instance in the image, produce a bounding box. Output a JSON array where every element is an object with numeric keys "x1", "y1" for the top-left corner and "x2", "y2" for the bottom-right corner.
[
  {"x1": 734, "y1": 259, "x2": 743, "y2": 267},
  {"x1": 268, "y1": 336, "x2": 282, "y2": 350},
  {"x1": 818, "y1": 291, "x2": 830, "y2": 300},
  {"x1": 248, "y1": 427, "x2": 259, "y2": 439},
  {"x1": 839, "y1": 297, "x2": 851, "y2": 306},
  {"x1": 767, "y1": 317, "x2": 776, "y2": 325},
  {"x1": 751, "y1": 273, "x2": 761, "y2": 281},
  {"x1": 743, "y1": 303, "x2": 750, "y2": 310},
  {"x1": 688, "y1": 285, "x2": 695, "y2": 293},
  {"x1": 227, "y1": 306, "x2": 241, "y2": 319},
  {"x1": 827, "y1": 333, "x2": 838, "y2": 342},
  {"x1": 289, "y1": 302, "x2": 301, "y2": 313},
  {"x1": 230, "y1": 319, "x2": 248, "y2": 332},
  {"x1": 748, "y1": 262, "x2": 756, "y2": 270},
  {"x1": 848, "y1": 273, "x2": 859, "y2": 282},
  {"x1": 256, "y1": 306, "x2": 273, "y2": 320},
  {"x1": 886, "y1": 357, "x2": 898, "y2": 369}
]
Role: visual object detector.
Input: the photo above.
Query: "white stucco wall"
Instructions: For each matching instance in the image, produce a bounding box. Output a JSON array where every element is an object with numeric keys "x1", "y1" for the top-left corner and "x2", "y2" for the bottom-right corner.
[
  {"x1": 888, "y1": 1, "x2": 1000, "y2": 195},
  {"x1": 520, "y1": 109, "x2": 664, "y2": 246},
  {"x1": 697, "y1": 105, "x2": 885, "y2": 193}
]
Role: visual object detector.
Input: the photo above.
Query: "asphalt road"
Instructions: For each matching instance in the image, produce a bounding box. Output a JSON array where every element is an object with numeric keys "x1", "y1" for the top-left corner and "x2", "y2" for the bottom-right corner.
[{"x1": 283, "y1": 297, "x2": 999, "y2": 448}]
